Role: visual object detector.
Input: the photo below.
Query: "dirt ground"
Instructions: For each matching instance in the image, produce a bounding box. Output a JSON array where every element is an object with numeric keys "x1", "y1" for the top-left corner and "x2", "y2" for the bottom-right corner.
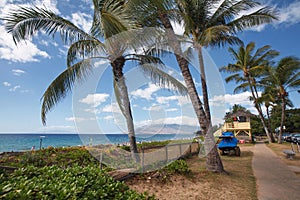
[{"x1": 126, "y1": 146, "x2": 257, "y2": 200}]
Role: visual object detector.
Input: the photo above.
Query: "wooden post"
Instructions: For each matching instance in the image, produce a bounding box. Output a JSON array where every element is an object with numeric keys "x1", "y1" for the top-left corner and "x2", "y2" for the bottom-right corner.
[
  {"x1": 179, "y1": 143, "x2": 182, "y2": 157},
  {"x1": 99, "y1": 153, "x2": 103, "y2": 171},
  {"x1": 165, "y1": 146, "x2": 168, "y2": 163},
  {"x1": 142, "y1": 147, "x2": 144, "y2": 173}
]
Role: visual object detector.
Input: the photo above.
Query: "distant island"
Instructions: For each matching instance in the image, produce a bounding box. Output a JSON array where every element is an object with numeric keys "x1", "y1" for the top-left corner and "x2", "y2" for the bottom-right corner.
[{"x1": 136, "y1": 124, "x2": 198, "y2": 135}]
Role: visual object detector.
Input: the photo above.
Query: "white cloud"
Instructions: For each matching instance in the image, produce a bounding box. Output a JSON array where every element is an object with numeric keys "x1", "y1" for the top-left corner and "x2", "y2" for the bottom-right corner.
[
  {"x1": 3, "y1": 81, "x2": 11, "y2": 87},
  {"x1": 165, "y1": 108, "x2": 178, "y2": 112},
  {"x1": 139, "y1": 115, "x2": 198, "y2": 127},
  {"x1": 131, "y1": 83, "x2": 160, "y2": 100},
  {"x1": 34, "y1": 0, "x2": 60, "y2": 14},
  {"x1": 68, "y1": 12, "x2": 92, "y2": 33},
  {"x1": 276, "y1": 1, "x2": 300, "y2": 26},
  {"x1": 0, "y1": 1, "x2": 59, "y2": 63},
  {"x1": 80, "y1": 93, "x2": 109, "y2": 107},
  {"x1": 103, "y1": 115, "x2": 114, "y2": 120},
  {"x1": 156, "y1": 95, "x2": 190, "y2": 105},
  {"x1": 12, "y1": 69, "x2": 26, "y2": 76},
  {"x1": 9, "y1": 85, "x2": 20, "y2": 92},
  {"x1": 102, "y1": 103, "x2": 122, "y2": 114},
  {"x1": 0, "y1": 26, "x2": 50, "y2": 62},
  {"x1": 209, "y1": 91, "x2": 260, "y2": 114},
  {"x1": 65, "y1": 116, "x2": 96, "y2": 122},
  {"x1": 94, "y1": 59, "x2": 109, "y2": 68}
]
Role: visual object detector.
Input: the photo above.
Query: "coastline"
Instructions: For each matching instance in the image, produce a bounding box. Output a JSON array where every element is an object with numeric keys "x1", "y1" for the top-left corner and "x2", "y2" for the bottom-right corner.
[{"x1": 0, "y1": 133, "x2": 195, "y2": 153}]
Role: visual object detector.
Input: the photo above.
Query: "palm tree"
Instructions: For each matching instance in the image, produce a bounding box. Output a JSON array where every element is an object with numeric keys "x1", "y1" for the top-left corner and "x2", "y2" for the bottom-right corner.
[
  {"x1": 220, "y1": 42, "x2": 279, "y2": 143},
  {"x1": 261, "y1": 57, "x2": 300, "y2": 143},
  {"x1": 3, "y1": 0, "x2": 187, "y2": 161},
  {"x1": 128, "y1": 0, "x2": 224, "y2": 172},
  {"x1": 177, "y1": 0, "x2": 277, "y2": 139}
]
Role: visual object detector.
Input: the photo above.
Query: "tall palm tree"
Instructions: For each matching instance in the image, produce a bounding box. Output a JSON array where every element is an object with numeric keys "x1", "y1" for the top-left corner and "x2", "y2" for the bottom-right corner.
[
  {"x1": 128, "y1": 0, "x2": 224, "y2": 172},
  {"x1": 177, "y1": 0, "x2": 277, "y2": 137},
  {"x1": 220, "y1": 42, "x2": 279, "y2": 143},
  {"x1": 3, "y1": 0, "x2": 187, "y2": 161},
  {"x1": 261, "y1": 57, "x2": 300, "y2": 143}
]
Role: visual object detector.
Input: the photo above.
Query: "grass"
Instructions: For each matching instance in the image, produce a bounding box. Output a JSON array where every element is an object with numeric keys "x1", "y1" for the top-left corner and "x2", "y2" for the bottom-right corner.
[
  {"x1": 126, "y1": 147, "x2": 257, "y2": 200},
  {"x1": 267, "y1": 142, "x2": 300, "y2": 167}
]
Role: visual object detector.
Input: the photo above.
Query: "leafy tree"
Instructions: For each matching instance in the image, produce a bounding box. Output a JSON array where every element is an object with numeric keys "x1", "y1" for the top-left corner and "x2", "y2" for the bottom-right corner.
[
  {"x1": 220, "y1": 42, "x2": 279, "y2": 143},
  {"x1": 261, "y1": 57, "x2": 300, "y2": 143},
  {"x1": 3, "y1": 0, "x2": 187, "y2": 161}
]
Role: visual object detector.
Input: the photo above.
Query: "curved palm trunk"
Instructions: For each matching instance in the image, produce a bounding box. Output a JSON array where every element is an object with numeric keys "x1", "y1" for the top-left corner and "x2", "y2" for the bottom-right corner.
[
  {"x1": 195, "y1": 45, "x2": 223, "y2": 172},
  {"x1": 278, "y1": 97, "x2": 286, "y2": 144},
  {"x1": 111, "y1": 56, "x2": 139, "y2": 161},
  {"x1": 248, "y1": 77, "x2": 274, "y2": 143},
  {"x1": 195, "y1": 45, "x2": 211, "y2": 122},
  {"x1": 158, "y1": 11, "x2": 224, "y2": 173},
  {"x1": 265, "y1": 105, "x2": 274, "y2": 139}
]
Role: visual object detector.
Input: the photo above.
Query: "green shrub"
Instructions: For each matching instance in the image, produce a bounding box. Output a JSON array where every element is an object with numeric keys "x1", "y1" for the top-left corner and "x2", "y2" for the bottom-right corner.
[
  {"x1": 0, "y1": 165, "x2": 154, "y2": 200},
  {"x1": 2, "y1": 147, "x2": 100, "y2": 168},
  {"x1": 165, "y1": 159, "x2": 190, "y2": 174}
]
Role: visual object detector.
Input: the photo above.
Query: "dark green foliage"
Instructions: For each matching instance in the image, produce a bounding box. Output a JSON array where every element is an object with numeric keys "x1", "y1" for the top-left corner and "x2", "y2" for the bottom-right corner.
[
  {"x1": 0, "y1": 147, "x2": 99, "y2": 168},
  {"x1": 251, "y1": 116, "x2": 265, "y2": 135},
  {"x1": 0, "y1": 165, "x2": 154, "y2": 200},
  {"x1": 271, "y1": 108, "x2": 300, "y2": 133},
  {"x1": 165, "y1": 159, "x2": 190, "y2": 174}
]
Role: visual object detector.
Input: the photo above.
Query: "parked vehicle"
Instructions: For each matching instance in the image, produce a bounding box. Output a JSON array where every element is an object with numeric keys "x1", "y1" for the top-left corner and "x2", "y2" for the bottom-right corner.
[
  {"x1": 218, "y1": 132, "x2": 240, "y2": 156},
  {"x1": 281, "y1": 133, "x2": 290, "y2": 141},
  {"x1": 292, "y1": 133, "x2": 300, "y2": 144},
  {"x1": 285, "y1": 134, "x2": 295, "y2": 143}
]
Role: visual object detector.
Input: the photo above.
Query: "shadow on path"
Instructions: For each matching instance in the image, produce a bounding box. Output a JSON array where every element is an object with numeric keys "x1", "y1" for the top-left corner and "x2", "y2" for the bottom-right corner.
[{"x1": 252, "y1": 142, "x2": 300, "y2": 200}]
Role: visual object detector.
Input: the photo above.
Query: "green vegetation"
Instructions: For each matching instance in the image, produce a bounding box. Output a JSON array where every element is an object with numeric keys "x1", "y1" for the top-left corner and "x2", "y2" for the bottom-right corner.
[
  {"x1": 0, "y1": 147, "x2": 99, "y2": 168},
  {"x1": 0, "y1": 165, "x2": 154, "y2": 199}
]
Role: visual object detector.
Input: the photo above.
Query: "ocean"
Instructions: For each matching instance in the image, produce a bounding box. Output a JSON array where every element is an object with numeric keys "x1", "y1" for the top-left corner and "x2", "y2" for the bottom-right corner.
[{"x1": 0, "y1": 133, "x2": 194, "y2": 152}]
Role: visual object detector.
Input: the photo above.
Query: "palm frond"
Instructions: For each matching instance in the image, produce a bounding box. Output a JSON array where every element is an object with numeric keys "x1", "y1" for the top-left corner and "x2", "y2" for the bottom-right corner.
[
  {"x1": 233, "y1": 82, "x2": 250, "y2": 93},
  {"x1": 200, "y1": 25, "x2": 241, "y2": 47},
  {"x1": 41, "y1": 59, "x2": 94, "y2": 124},
  {"x1": 67, "y1": 39, "x2": 107, "y2": 67},
  {"x1": 4, "y1": 6, "x2": 92, "y2": 45},
  {"x1": 139, "y1": 63, "x2": 188, "y2": 96},
  {"x1": 91, "y1": 0, "x2": 137, "y2": 39},
  {"x1": 228, "y1": 6, "x2": 277, "y2": 33},
  {"x1": 224, "y1": 73, "x2": 246, "y2": 84}
]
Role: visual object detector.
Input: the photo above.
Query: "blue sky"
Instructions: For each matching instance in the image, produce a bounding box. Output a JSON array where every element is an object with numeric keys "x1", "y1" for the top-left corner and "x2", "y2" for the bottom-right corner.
[{"x1": 0, "y1": 0, "x2": 300, "y2": 133}]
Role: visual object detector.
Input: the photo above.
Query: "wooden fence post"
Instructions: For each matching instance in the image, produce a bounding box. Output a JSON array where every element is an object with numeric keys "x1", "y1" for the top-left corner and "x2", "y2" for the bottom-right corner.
[
  {"x1": 165, "y1": 146, "x2": 168, "y2": 163},
  {"x1": 142, "y1": 147, "x2": 144, "y2": 173},
  {"x1": 179, "y1": 143, "x2": 182, "y2": 157}
]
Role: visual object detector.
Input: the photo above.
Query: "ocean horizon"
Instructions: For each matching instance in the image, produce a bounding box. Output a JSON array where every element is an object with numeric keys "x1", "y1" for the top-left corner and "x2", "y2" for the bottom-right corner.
[{"x1": 0, "y1": 133, "x2": 195, "y2": 152}]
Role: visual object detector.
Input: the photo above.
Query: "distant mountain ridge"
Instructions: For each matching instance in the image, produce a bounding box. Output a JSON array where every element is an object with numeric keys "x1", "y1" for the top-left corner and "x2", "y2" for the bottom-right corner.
[{"x1": 136, "y1": 124, "x2": 198, "y2": 134}]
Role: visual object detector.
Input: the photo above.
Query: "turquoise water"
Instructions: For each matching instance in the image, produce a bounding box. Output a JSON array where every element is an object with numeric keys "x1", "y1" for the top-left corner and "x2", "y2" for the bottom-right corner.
[{"x1": 0, "y1": 133, "x2": 194, "y2": 152}]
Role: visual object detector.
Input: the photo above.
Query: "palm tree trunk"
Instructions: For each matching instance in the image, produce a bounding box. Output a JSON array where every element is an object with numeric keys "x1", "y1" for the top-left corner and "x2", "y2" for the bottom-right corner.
[
  {"x1": 158, "y1": 11, "x2": 224, "y2": 173},
  {"x1": 195, "y1": 44, "x2": 211, "y2": 122},
  {"x1": 111, "y1": 56, "x2": 139, "y2": 161},
  {"x1": 266, "y1": 105, "x2": 275, "y2": 140},
  {"x1": 195, "y1": 44, "x2": 224, "y2": 172},
  {"x1": 248, "y1": 77, "x2": 274, "y2": 143},
  {"x1": 278, "y1": 97, "x2": 285, "y2": 144}
]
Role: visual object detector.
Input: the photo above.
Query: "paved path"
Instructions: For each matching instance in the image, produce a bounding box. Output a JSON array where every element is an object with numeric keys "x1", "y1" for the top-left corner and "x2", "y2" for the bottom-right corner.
[{"x1": 252, "y1": 142, "x2": 300, "y2": 200}]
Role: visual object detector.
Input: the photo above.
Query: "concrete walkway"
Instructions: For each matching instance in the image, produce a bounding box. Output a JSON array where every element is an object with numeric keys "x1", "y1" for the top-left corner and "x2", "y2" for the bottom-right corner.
[{"x1": 252, "y1": 142, "x2": 300, "y2": 200}]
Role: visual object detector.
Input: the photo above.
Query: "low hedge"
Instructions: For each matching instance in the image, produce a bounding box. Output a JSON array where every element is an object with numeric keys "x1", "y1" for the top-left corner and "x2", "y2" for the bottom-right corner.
[{"x1": 0, "y1": 165, "x2": 154, "y2": 200}]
